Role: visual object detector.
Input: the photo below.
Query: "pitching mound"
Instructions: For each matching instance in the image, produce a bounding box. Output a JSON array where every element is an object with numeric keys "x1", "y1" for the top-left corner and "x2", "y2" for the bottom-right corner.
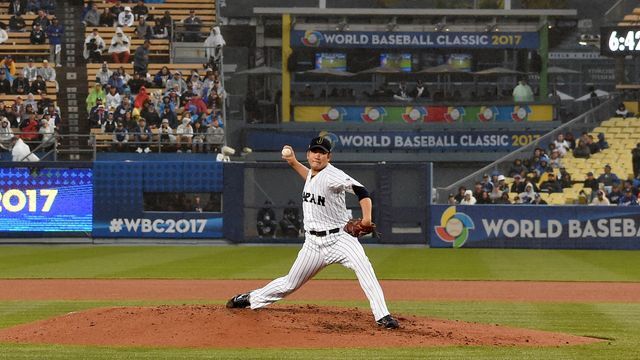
[{"x1": 0, "y1": 305, "x2": 600, "y2": 348}]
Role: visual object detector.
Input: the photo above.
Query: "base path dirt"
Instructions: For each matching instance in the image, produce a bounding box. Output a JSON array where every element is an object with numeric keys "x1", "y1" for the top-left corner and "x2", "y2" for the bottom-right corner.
[
  {"x1": 0, "y1": 305, "x2": 601, "y2": 349},
  {"x1": 0, "y1": 279, "x2": 638, "y2": 302}
]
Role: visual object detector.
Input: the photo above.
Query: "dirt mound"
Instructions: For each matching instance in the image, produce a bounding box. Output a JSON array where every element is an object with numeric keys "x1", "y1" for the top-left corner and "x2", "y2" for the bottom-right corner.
[{"x1": 0, "y1": 305, "x2": 600, "y2": 348}]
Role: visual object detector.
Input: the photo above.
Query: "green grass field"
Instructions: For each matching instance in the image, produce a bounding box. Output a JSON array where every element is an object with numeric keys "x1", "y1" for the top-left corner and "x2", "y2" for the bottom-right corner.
[{"x1": 0, "y1": 246, "x2": 638, "y2": 359}]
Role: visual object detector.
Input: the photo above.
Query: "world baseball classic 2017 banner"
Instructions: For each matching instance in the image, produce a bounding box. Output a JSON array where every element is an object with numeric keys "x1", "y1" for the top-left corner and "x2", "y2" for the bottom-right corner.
[
  {"x1": 245, "y1": 129, "x2": 546, "y2": 152},
  {"x1": 292, "y1": 30, "x2": 540, "y2": 49},
  {"x1": 430, "y1": 205, "x2": 640, "y2": 249},
  {"x1": 294, "y1": 105, "x2": 553, "y2": 123}
]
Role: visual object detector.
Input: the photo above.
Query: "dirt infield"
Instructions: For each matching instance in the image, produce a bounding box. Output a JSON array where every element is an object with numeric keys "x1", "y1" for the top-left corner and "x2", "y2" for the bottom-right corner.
[
  {"x1": 0, "y1": 279, "x2": 632, "y2": 349},
  {"x1": 0, "y1": 279, "x2": 638, "y2": 302},
  {"x1": 0, "y1": 305, "x2": 601, "y2": 348}
]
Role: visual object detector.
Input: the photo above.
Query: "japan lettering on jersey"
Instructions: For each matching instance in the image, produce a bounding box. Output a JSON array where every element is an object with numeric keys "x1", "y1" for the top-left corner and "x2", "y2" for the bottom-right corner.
[{"x1": 302, "y1": 163, "x2": 363, "y2": 231}]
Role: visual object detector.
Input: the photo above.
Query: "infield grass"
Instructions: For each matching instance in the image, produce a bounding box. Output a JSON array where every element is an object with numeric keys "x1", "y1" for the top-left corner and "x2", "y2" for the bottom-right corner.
[{"x1": 0, "y1": 246, "x2": 638, "y2": 359}]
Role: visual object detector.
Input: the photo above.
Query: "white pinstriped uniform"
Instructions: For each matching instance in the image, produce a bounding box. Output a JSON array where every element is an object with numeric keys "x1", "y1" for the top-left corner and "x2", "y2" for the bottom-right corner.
[{"x1": 249, "y1": 164, "x2": 391, "y2": 321}]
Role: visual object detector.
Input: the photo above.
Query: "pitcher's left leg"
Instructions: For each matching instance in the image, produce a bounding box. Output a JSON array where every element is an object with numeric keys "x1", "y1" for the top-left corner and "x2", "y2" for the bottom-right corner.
[{"x1": 334, "y1": 235, "x2": 390, "y2": 320}]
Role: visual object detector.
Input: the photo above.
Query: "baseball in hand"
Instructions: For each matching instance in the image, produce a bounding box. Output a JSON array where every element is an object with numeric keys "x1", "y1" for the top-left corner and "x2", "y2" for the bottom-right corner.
[{"x1": 281, "y1": 147, "x2": 292, "y2": 157}]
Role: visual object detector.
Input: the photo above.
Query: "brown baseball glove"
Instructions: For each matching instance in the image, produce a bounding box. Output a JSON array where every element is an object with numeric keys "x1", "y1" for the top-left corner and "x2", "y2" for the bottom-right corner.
[{"x1": 343, "y1": 218, "x2": 376, "y2": 237}]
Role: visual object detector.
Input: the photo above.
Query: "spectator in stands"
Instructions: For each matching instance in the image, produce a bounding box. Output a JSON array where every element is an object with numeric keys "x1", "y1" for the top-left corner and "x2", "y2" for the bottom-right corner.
[
  {"x1": 32, "y1": 10, "x2": 50, "y2": 29},
  {"x1": 0, "y1": 24, "x2": 7, "y2": 45},
  {"x1": 553, "y1": 133, "x2": 571, "y2": 157},
  {"x1": 618, "y1": 188, "x2": 638, "y2": 206},
  {"x1": 156, "y1": 118, "x2": 174, "y2": 145},
  {"x1": 204, "y1": 26, "x2": 225, "y2": 68},
  {"x1": 46, "y1": 17, "x2": 64, "y2": 67},
  {"x1": 12, "y1": 71, "x2": 30, "y2": 95},
  {"x1": 0, "y1": 56, "x2": 16, "y2": 82},
  {"x1": 132, "y1": 0, "x2": 148, "y2": 21},
  {"x1": 29, "y1": 23, "x2": 46, "y2": 44},
  {"x1": 0, "y1": 71, "x2": 10, "y2": 94},
  {"x1": 110, "y1": 0, "x2": 124, "y2": 19},
  {"x1": 107, "y1": 72, "x2": 125, "y2": 94},
  {"x1": 459, "y1": 190, "x2": 476, "y2": 205},
  {"x1": 84, "y1": 29, "x2": 106, "y2": 63},
  {"x1": 23, "y1": 93, "x2": 37, "y2": 110},
  {"x1": 22, "y1": 60, "x2": 38, "y2": 82},
  {"x1": 509, "y1": 174, "x2": 524, "y2": 194},
  {"x1": 160, "y1": 104, "x2": 177, "y2": 128},
  {"x1": 539, "y1": 172, "x2": 563, "y2": 194},
  {"x1": 43, "y1": 103, "x2": 59, "y2": 127},
  {"x1": 140, "y1": 102, "x2": 160, "y2": 128},
  {"x1": 598, "y1": 164, "x2": 621, "y2": 189},
  {"x1": 109, "y1": 27, "x2": 130, "y2": 63},
  {"x1": 9, "y1": 0, "x2": 26, "y2": 15},
  {"x1": 479, "y1": 174, "x2": 493, "y2": 193},
  {"x1": 559, "y1": 168, "x2": 573, "y2": 189},
  {"x1": 452, "y1": 186, "x2": 466, "y2": 203},
  {"x1": 564, "y1": 131, "x2": 576, "y2": 150},
  {"x1": 101, "y1": 112, "x2": 117, "y2": 133},
  {"x1": 622, "y1": 180, "x2": 638, "y2": 197},
  {"x1": 83, "y1": 3, "x2": 100, "y2": 27},
  {"x1": 166, "y1": 71, "x2": 187, "y2": 93},
  {"x1": 38, "y1": 117, "x2": 56, "y2": 150},
  {"x1": 135, "y1": 17, "x2": 152, "y2": 40},
  {"x1": 105, "y1": 85, "x2": 121, "y2": 110},
  {"x1": 133, "y1": 40, "x2": 151, "y2": 75},
  {"x1": 86, "y1": 84, "x2": 105, "y2": 112},
  {"x1": 159, "y1": 11, "x2": 172, "y2": 32},
  {"x1": 393, "y1": 81, "x2": 411, "y2": 102},
  {"x1": 19, "y1": 113, "x2": 39, "y2": 142},
  {"x1": 166, "y1": 88, "x2": 180, "y2": 108},
  {"x1": 9, "y1": 13, "x2": 26, "y2": 32},
  {"x1": 606, "y1": 184, "x2": 622, "y2": 203},
  {"x1": 0, "y1": 117, "x2": 14, "y2": 151},
  {"x1": 134, "y1": 85, "x2": 149, "y2": 109},
  {"x1": 95, "y1": 62, "x2": 111, "y2": 87},
  {"x1": 112, "y1": 121, "x2": 128, "y2": 151},
  {"x1": 573, "y1": 135, "x2": 591, "y2": 159},
  {"x1": 583, "y1": 171, "x2": 598, "y2": 192},
  {"x1": 176, "y1": 117, "x2": 193, "y2": 152},
  {"x1": 114, "y1": 96, "x2": 132, "y2": 121},
  {"x1": 118, "y1": 6, "x2": 134, "y2": 27},
  {"x1": 25, "y1": 0, "x2": 40, "y2": 14},
  {"x1": 507, "y1": 159, "x2": 526, "y2": 178},
  {"x1": 191, "y1": 120, "x2": 206, "y2": 153},
  {"x1": 89, "y1": 104, "x2": 107, "y2": 128},
  {"x1": 38, "y1": 60, "x2": 56, "y2": 82},
  {"x1": 518, "y1": 183, "x2": 537, "y2": 204},
  {"x1": 153, "y1": 66, "x2": 171, "y2": 88},
  {"x1": 184, "y1": 93, "x2": 207, "y2": 116},
  {"x1": 590, "y1": 189, "x2": 610, "y2": 206},
  {"x1": 597, "y1": 133, "x2": 609, "y2": 150},
  {"x1": 134, "y1": 117, "x2": 151, "y2": 153},
  {"x1": 12, "y1": 95, "x2": 24, "y2": 117},
  {"x1": 631, "y1": 143, "x2": 640, "y2": 178},
  {"x1": 126, "y1": 72, "x2": 146, "y2": 94},
  {"x1": 31, "y1": 74, "x2": 46, "y2": 94},
  {"x1": 548, "y1": 149, "x2": 562, "y2": 169},
  {"x1": 181, "y1": 9, "x2": 202, "y2": 42},
  {"x1": 152, "y1": 19, "x2": 168, "y2": 39},
  {"x1": 256, "y1": 200, "x2": 278, "y2": 237},
  {"x1": 489, "y1": 175, "x2": 508, "y2": 201},
  {"x1": 615, "y1": 102, "x2": 632, "y2": 118},
  {"x1": 206, "y1": 117, "x2": 224, "y2": 153},
  {"x1": 99, "y1": 7, "x2": 115, "y2": 27},
  {"x1": 531, "y1": 193, "x2": 547, "y2": 205},
  {"x1": 40, "y1": 0, "x2": 55, "y2": 13},
  {"x1": 512, "y1": 78, "x2": 534, "y2": 102},
  {"x1": 2, "y1": 102, "x2": 18, "y2": 126}
]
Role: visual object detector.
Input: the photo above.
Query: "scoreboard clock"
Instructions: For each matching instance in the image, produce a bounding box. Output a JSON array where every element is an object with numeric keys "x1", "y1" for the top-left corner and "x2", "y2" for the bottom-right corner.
[{"x1": 601, "y1": 27, "x2": 640, "y2": 56}]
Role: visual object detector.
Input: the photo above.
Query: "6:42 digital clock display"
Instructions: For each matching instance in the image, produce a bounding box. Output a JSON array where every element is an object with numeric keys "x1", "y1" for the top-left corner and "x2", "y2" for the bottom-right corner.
[{"x1": 601, "y1": 27, "x2": 640, "y2": 56}]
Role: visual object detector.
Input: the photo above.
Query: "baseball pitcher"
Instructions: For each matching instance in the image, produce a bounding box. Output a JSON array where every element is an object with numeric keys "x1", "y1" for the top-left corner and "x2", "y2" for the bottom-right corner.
[{"x1": 227, "y1": 136, "x2": 398, "y2": 329}]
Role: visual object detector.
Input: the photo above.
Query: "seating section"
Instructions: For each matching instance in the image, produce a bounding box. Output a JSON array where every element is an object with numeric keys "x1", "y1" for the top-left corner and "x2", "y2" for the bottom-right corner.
[
  {"x1": 618, "y1": 8, "x2": 640, "y2": 26},
  {"x1": 86, "y1": 27, "x2": 170, "y2": 60},
  {"x1": 0, "y1": 62, "x2": 58, "y2": 105},
  {"x1": 87, "y1": 63, "x2": 204, "y2": 89},
  {"x1": 0, "y1": 14, "x2": 55, "y2": 59}
]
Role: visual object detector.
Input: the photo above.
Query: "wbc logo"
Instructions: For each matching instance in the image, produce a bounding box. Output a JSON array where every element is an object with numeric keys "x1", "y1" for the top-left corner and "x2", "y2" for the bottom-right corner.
[{"x1": 434, "y1": 206, "x2": 475, "y2": 248}]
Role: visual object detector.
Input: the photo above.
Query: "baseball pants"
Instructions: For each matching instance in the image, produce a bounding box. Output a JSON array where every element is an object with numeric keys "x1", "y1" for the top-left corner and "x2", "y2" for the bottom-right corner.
[{"x1": 249, "y1": 232, "x2": 391, "y2": 321}]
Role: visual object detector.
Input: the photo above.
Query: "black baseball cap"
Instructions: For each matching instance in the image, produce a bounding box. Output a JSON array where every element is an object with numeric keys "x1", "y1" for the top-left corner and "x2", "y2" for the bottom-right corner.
[{"x1": 308, "y1": 136, "x2": 332, "y2": 153}]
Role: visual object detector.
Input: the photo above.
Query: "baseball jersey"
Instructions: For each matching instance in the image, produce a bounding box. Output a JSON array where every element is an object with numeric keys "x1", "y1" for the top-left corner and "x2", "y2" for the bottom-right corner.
[{"x1": 302, "y1": 163, "x2": 363, "y2": 231}]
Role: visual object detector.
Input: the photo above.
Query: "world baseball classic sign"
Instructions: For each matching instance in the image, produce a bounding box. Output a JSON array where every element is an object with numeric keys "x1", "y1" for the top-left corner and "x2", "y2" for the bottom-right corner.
[{"x1": 430, "y1": 205, "x2": 640, "y2": 250}]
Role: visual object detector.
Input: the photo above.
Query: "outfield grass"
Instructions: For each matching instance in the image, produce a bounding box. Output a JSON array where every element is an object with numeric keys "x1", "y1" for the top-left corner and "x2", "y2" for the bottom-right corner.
[
  {"x1": 0, "y1": 246, "x2": 639, "y2": 281},
  {"x1": 0, "y1": 246, "x2": 638, "y2": 359}
]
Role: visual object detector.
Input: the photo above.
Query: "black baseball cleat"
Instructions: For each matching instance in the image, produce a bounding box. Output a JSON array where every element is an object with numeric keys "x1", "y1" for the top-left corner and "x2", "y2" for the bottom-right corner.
[
  {"x1": 376, "y1": 314, "x2": 399, "y2": 329},
  {"x1": 226, "y1": 292, "x2": 251, "y2": 308}
]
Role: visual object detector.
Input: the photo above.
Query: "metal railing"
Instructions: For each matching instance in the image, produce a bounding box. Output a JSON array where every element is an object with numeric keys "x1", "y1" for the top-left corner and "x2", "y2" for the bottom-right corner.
[{"x1": 433, "y1": 95, "x2": 621, "y2": 203}]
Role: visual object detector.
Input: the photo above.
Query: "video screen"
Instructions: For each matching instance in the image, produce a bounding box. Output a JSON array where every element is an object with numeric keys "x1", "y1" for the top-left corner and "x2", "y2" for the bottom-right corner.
[
  {"x1": 447, "y1": 54, "x2": 473, "y2": 72},
  {"x1": 0, "y1": 167, "x2": 93, "y2": 233},
  {"x1": 315, "y1": 53, "x2": 347, "y2": 71},
  {"x1": 380, "y1": 53, "x2": 412, "y2": 72}
]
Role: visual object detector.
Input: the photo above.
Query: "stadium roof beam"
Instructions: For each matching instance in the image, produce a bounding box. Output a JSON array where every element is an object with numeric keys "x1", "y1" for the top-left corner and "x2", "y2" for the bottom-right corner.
[{"x1": 253, "y1": 7, "x2": 577, "y2": 18}]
